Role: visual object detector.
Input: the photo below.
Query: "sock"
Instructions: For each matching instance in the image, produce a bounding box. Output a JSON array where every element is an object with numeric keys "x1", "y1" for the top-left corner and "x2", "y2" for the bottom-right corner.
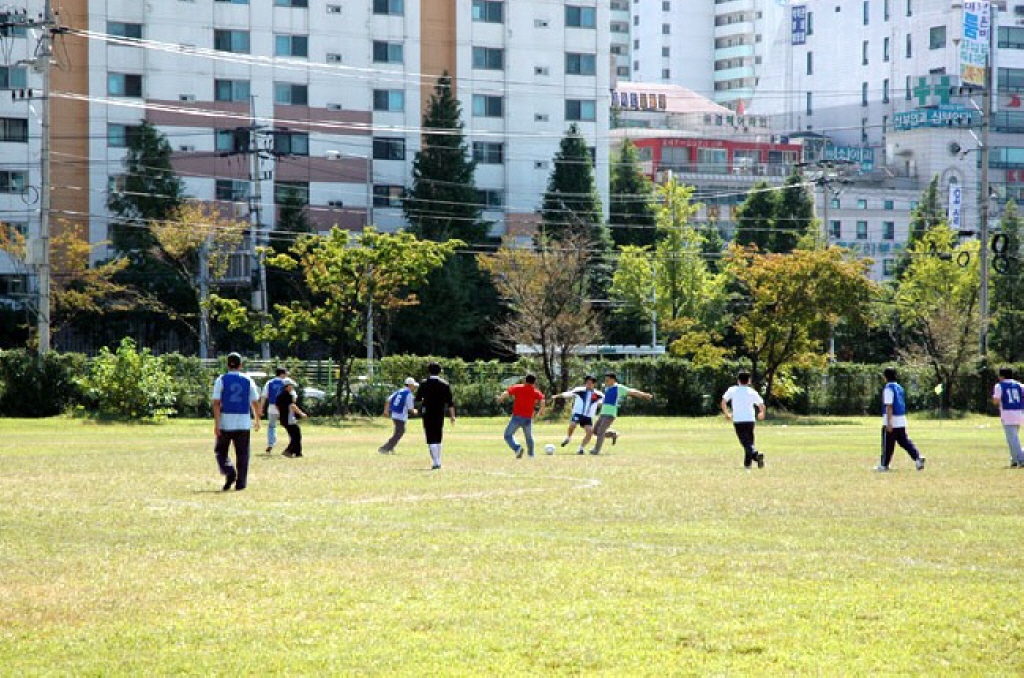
[{"x1": 429, "y1": 444, "x2": 441, "y2": 466}]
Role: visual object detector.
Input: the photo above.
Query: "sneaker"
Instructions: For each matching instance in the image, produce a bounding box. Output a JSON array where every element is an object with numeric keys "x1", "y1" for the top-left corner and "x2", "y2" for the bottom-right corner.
[
  {"x1": 515, "y1": 447, "x2": 524, "y2": 459},
  {"x1": 874, "y1": 465, "x2": 890, "y2": 472},
  {"x1": 610, "y1": 431, "x2": 619, "y2": 446},
  {"x1": 589, "y1": 449, "x2": 599, "y2": 455},
  {"x1": 222, "y1": 468, "x2": 237, "y2": 491},
  {"x1": 431, "y1": 464, "x2": 441, "y2": 470},
  {"x1": 378, "y1": 447, "x2": 389, "y2": 454},
  {"x1": 756, "y1": 453, "x2": 765, "y2": 469},
  {"x1": 577, "y1": 448, "x2": 585, "y2": 455},
  {"x1": 915, "y1": 456, "x2": 926, "y2": 471},
  {"x1": 1011, "y1": 461, "x2": 1020, "y2": 468},
  {"x1": 265, "y1": 446, "x2": 273, "y2": 454},
  {"x1": 282, "y1": 450, "x2": 294, "y2": 458},
  {"x1": 560, "y1": 438, "x2": 570, "y2": 447}
]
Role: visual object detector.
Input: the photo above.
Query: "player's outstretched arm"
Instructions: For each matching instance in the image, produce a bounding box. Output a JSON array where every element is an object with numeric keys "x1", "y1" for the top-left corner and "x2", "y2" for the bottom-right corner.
[{"x1": 720, "y1": 399, "x2": 732, "y2": 420}]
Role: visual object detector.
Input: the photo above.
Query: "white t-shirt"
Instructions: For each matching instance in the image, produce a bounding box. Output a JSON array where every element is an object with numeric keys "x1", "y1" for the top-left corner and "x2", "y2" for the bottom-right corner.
[
  {"x1": 993, "y1": 381, "x2": 1024, "y2": 426},
  {"x1": 387, "y1": 388, "x2": 416, "y2": 422},
  {"x1": 723, "y1": 385, "x2": 763, "y2": 423},
  {"x1": 882, "y1": 387, "x2": 908, "y2": 428},
  {"x1": 212, "y1": 373, "x2": 261, "y2": 431},
  {"x1": 559, "y1": 388, "x2": 603, "y2": 419}
]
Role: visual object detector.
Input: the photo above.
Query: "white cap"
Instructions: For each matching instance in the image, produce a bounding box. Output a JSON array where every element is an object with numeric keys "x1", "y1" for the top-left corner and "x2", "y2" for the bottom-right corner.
[
  {"x1": 405, "y1": 377, "x2": 418, "y2": 386},
  {"x1": 283, "y1": 378, "x2": 297, "y2": 386}
]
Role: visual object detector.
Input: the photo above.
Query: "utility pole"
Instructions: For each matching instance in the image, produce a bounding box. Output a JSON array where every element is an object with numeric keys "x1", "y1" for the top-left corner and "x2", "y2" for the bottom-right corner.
[
  {"x1": 978, "y1": 3, "x2": 995, "y2": 356},
  {"x1": 199, "y1": 236, "x2": 211, "y2": 358},
  {"x1": 246, "y1": 96, "x2": 270, "y2": 360}
]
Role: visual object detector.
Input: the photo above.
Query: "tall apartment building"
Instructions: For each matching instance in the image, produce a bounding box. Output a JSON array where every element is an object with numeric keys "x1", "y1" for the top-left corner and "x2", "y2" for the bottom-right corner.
[{"x1": 2, "y1": 0, "x2": 612, "y2": 296}]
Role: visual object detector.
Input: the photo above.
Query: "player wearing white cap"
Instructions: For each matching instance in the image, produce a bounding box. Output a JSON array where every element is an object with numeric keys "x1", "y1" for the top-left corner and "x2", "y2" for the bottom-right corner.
[{"x1": 378, "y1": 377, "x2": 419, "y2": 454}]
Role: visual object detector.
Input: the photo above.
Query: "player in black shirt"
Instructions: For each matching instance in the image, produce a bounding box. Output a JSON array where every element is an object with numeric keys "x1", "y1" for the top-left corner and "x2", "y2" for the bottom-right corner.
[{"x1": 415, "y1": 362, "x2": 456, "y2": 469}]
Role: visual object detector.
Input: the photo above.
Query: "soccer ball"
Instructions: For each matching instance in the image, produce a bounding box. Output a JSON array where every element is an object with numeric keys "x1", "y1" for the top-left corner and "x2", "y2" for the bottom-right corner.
[{"x1": 544, "y1": 444, "x2": 556, "y2": 455}]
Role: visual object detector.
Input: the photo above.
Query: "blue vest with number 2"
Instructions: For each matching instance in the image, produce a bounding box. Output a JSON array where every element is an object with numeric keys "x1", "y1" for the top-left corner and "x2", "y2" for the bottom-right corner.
[{"x1": 221, "y1": 373, "x2": 251, "y2": 415}]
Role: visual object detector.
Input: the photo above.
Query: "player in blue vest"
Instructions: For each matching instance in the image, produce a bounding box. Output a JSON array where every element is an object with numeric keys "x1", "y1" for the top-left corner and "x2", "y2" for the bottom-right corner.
[
  {"x1": 212, "y1": 352, "x2": 261, "y2": 491},
  {"x1": 259, "y1": 367, "x2": 289, "y2": 454},
  {"x1": 992, "y1": 367, "x2": 1024, "y2": 467},
  {"x1": 877, "y1": 367, "x2": 926, "y2": 472},
  {"x1": 378, "y1": 377, "x2": 418, "y2": 454}
]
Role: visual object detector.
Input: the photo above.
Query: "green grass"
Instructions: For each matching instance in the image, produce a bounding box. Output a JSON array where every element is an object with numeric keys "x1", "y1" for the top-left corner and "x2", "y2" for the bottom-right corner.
[{"x1": 1, "y1": 415, "x2": 1021, "y2": 675}]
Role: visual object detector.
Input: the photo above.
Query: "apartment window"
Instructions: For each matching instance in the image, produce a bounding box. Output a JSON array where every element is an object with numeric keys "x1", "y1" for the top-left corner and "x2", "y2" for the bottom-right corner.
[
  {"x1": 858, "y1": 198, "x2": 868, "y2": 209},
  {"x1": 472, "y1": 0, "x2": 504, "y2": 23},
  {"x1": 107, "y1": 123, "x2": 142, "y2": 148},
  {"x1": 274, "y1": 82, "x2": 308, "y2": 105},
  {"x1": 473, "y1": 47, "x2": 505, "y2": 70},
  {"x1": 883, "y1": 37, "x2": 890, "y2": 62},
  {"x1": 883, "y1": 259, "x2": 896, "y2": 276},
  {"x1": 883, "y1": 221, "x2": 895, "y2": 240},
  {"x1": 905, "y1": 74, "x2": 912, "y2": 100},
  {"x1": 906, "y1": 0, "x2": 912, "y2": 16},
  {"x1": 108, "y1": 73, "x2": 142, "y2": 97},
  {"x1": 215, "y1": 0, "x2": 249, "y2": 3},
  {"x1": 831, "y1": 197, "x2": 841, "y2": 208},
  {"x1": 373, "y1": 41, "x2": 404, "y2": 64},
  {"x1": 372, "y1": 89, "x2": 404, "y2": 111},
  {"x1": 999, "y1": 68, "x2": 1024, "y2": 92},
  {"x1": 998, "y1": 26, "x2": 1024, "y2": 49},
  {"x1": 275, "y1": 35, "x2": 309, "y2": 58},
  {"x1": 662, "y1": 23, "x2": 671, "y2": 34},
  {"x1": 477, "y1": 189, "x2": 504, "y2": 209},
  {"x1": 806, "y1": 52, "x2": 813, "y2": 75},
  {"x1": 274, "y1": 181, "x2": 309, "y2": 205},
  {"x1": 929, "y1": 26, "x2": 946, "y2": 49},
  {"x1": 905, "y1": 33, "x2": 912, "y2": 58},
  {"x1": 662, "y1": 1, "x2": 670, "y2": 9},
  {"x1": 372, "y1": 0, "x2": 403, "y2": 14},
  {"x1": 273, "y1": 131, "x2": 309, "y2": 156},
  {"x1": 884, "y1": 0, "x2": 890, "y2": 20},
  {"x1": 862, "y1": 82, "x2": 869, "y2": 106},
  {"x1": 884, "y1": 199, "x2": 895, "y2": 210},
  {"x1": 275, "y1": 0, "x2": 309, "y2": 6},
  {"x1": 372, "y1": 136, "x2": 406, "y2": 160},
  {"x1": 472, "y1": 94, "x2": 504, "y2": 117},
  {"x1": 662, "y1": 47, "x2": 670, "y2": 57},
  {"x1": 0, "y1": 117, "x2": 28, "y2": 143},
  {"x1": 215, "y1": 129, "x2": 247, "y2": 153},
  {"x1": 0, "y1": 171, "x2": 26, "y2": 193},
  {"x1": 662, "y1": 68, "x2": 671, "y2": 79},
  {"x1": 565, "y1": 52, "x2": 596, "y2": 75},
  {"x1": 883, "y1": 78, "x2": 890, "y2": 103},
  {"x1": 829, "y1": 220, "x2": 841, "y2": 239},
  {"x1": 807, "y1": 11, "x2": 813, "y2": 34},
  {"x1": 862, "y1": 40, "x2": 869, "y2": 65},
  {"x1": 107, "y1": 21, "x2": 142, "y2": 40},
  {"x1": 215, "y1": 179, "x2": 249, "y2": 202},
  {"x1": 214, "y1": 30, "x2": 250, "y2": 54},
  {"x1": 373, "y1": 184, "x2": 403, "y2": 208},
  {"x1": 806, "y1": 91, "x2": 813, "y2": 115},
  {"x1": 0, "y1": 66, "x2": 26, "y2": 89},
  {"x1": 565, "y1": 6, "x2": 597, "y2": 28},
  {"x1": 215, "y1": 79, "x2": 250, "y2": 102},
  {"x1": 863, "y1": 0, "x2": 869, "y2": 25},
  {"x1": 472, "y1": 141, "x2": 504, "y2": 164},
  {"x1": 856, "y1": 220, "x2": 868, "y2": 239},
  {"x1": 565, "y1": 99, "x2": 596, "y2": 121}
]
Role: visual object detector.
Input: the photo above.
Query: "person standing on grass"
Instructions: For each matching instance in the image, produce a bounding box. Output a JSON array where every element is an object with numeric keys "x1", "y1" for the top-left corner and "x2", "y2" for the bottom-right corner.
[
  {"x1": 552, "y1": 375, "x2": 603, "y2": 455},
  {"x1": 259, "y1": 367, "x2": 289, "y2": 454},
  {"x1": 497, "y1": 374, "x2": 546, "y2": 459},
  {"x1": 721, "y1": 371, "x2": 766, "y2": 469},
  {"x1": 379, "y1": 377, "x2": 418, "y2": 454},
  {"x1": 590, "y1": 372, "x2": 653, "y2": 455},
  {"x1": 276, "y1": 379, "x2": 307, "y2": 458},
  {"x1": 212, "y1": 352, "x2": 261, "y2": 491},
  {"x1": 416, "y1": 363, "x2": 456, "y2": 470},
  {"x1": 877, "y1": 367, "x2": 926, "y2": 472},
  {"x1": 992, "y1": 367, "x2": 1024, "y2": 468}
]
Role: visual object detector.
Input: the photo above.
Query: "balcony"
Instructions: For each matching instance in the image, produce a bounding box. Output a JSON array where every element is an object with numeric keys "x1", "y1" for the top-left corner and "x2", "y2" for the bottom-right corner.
[
  {"x1": 654, "y1": 162, "x2": 792, "y2": 182},
  {"x1": 714, "y1": 44, "x2": 755, "y2": 61},
  {"x1": 714, "y1": 21, "x2": 754, "y2": 39}
]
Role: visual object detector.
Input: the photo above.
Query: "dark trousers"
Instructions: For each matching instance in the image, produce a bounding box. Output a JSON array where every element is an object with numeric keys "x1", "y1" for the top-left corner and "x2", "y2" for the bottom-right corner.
[
  {"x1": 284, "y1": 422, "x2": 302, "y2": 456},
  {"x1": 215, "y1": 429, "x2": 251, "y2": 489},
  {"x1": 880, "y1": 426, "x2": 921, "y2": 468},
  {"x1": 734, "y1": 422, "x2": 758, "y2": 467},
  {"x1": 423, "y1": 417, "x2": 445, "y2": 445}
]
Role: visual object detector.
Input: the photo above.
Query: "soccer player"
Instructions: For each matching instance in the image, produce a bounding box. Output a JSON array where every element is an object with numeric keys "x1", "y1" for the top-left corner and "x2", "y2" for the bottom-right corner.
[
  {"x1": 259, "y1": 367, "x2": 289, "y2": 454},
  {"x1": 276, "y1": 379, "x2": 307, "y2": 458},
  {"x1": 721, "y1": 371, "x2": 766, "y2": 469},
  {"x1": 992, "y1": 367, "x2": 1024, "y2": 467},
  {"x1": 877, "y1": 367, "x2": 926, "y2": 472},
  {"x1": 379, "y1": 377, "x2": 418, "y2": 454},
  {"x1": 552, "y1": 375, "x2": 603, "y2": 455},
  {"x1": 496, "y1": 374, "x2": 546, "y2": 458},
  {"x1": 416, "y1": 363, "x2": 456, "y2": 470},
  {"x1": 212, "y1": 352, "x2": 261, "y2": 491},
  {"x1": 590, "y1": 372, "x2": 653, "y2": 455}
]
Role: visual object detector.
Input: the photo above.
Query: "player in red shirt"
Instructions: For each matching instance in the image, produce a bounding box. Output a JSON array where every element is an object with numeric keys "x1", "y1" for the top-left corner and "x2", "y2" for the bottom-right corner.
[{"x1": 496, "y1": 374, "x2": 546, "y2": 458}]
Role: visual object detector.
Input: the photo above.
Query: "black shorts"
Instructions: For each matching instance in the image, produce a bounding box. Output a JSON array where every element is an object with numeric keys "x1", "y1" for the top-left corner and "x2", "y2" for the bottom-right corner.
[{"x1": 571, "y1": 414, "x2": 593, "y2": 427}]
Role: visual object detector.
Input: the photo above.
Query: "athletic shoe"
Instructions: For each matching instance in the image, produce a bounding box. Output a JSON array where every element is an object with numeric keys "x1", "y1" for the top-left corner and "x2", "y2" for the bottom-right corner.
[
  {"x1": 1011, "y1": 461, "x2": 1020, "y2": 468},
  {"x1": 378, "y1": 447, "x2": 389, "y2": 454},
  {"x1": 874, "y1": 465, "x2": 890, "y2": 472},
  {"x1": 265, "y1": 446, "x2": 273, "y2": 454},
  {"x1": 577, "y1": 448, "x2": 585, "y2": 455},
  {"x1": 282, "y1": 450, "x2": 294, "y2": 458},
  {"x1": 561, "y1": 438, "x2": 570, "y2": 447},
  {"x1": 431, "y1": 464, "x2": 441, "y2": 470},
  {"x1": 915, "y1": 456, "x2": 926, "y2": 471},
  {"x1": 222, "y1": 469, "x2": 236, "y2": 491},
  {"x1": 610, "y1": 431, "x2": 619, "y2": 446},
  {"x1": 515, "y1": 447, "x2": 524, "y2": 459},
  {"x1": 589, "y1": 449, "x2": 599, "y2": 455},
  {"x1": 756, "y1": 453, "x2": 765, "y2": 469}
]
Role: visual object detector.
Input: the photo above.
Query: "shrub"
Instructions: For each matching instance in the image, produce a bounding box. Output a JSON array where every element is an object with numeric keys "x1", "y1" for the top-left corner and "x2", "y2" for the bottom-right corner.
[
  {"x1": 78, "y1": 338, "x2": 177, "y2": 419},
  {"x1": 0, "y1": 349, "x2": 86, "y2": 417}
]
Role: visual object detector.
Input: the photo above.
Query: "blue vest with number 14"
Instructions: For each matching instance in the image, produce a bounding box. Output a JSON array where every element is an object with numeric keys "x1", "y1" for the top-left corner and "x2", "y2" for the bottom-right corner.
[{"x1": 1001, "y1": 380, "x2": 1023, "y2": 411}]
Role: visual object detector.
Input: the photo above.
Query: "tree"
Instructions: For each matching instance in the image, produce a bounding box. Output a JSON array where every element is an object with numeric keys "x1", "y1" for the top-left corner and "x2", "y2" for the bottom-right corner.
[
  {"x1": 896, "y1": 175, "x2": 944, "y2": 278},
  {"x1": 733, "y1": 181, "x2": 776, "y2": 251},
  {"x1": 893, "y1": 225, "x2": 981, "y2": 412},
  {"x1": 991, "y1": 200, "x2": 1024, "y2": 361},
  {"x1": 773, "y1": 168, "x2": 815, "y2": 253},
  {"x1": 609, "y1": 139, "x2": 656, "y2": 249},
  {"x1": 726, "y1": 245, "x2": 878, "y2": 403},
  {"x1": 480, "y1": 233, "x2": 600, "y2": 396},
  {"x1": 267, "y1": 186, "x2": 313, "y2": 308},
  {"x1": 211, "y1": 228, "x2": 460, "y2": 413},
  {"x1": 403, "y1": 73, "x2": 485, "y2": 244}
]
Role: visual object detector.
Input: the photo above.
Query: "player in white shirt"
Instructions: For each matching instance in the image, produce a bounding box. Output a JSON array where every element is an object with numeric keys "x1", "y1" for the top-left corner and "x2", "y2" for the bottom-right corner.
[
  {"x1": 551, "y1": 375, "x2": 603, "y2": 455},
  {"x1": 721, "y1": 371, "x2": 766, "y2": 469}
]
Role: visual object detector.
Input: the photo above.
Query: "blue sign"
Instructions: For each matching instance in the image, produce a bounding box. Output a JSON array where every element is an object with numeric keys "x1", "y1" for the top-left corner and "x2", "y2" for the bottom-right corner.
[
  {"x1": 893, "y1": 105, "x2": 980, "y2": 131},
  {"x1": 791, "y1": 6, "x2": 807, "y2": 45},
  {"x1": 824, "y1": 146, "x2": 875, "y2": 171}
]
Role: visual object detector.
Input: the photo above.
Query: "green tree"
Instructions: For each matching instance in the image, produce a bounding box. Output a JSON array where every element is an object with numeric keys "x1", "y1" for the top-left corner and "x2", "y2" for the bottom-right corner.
[
  {"x1": 773, "y1": 168, "x2": 815, "y2": 253},
  {"x1": 896, "y1": 175, "x2": 945, "y2": 278},
  {"x1": 726, "y1": 245, "x2": 878, "y2": 403},
  {"x1": 211, "y1": 228, "x2": 460, "y2": 413},
  {"x1": 893, "y1": 225, "x2": 980, "y2": 413},
  {"x1": 267, "y1": 186, "x2": 312, "y2": 308},
  {"x1": 609, "y1": 139, "x2": 656, "y2": 249},
  {"x1": 991, "y1": 201, "x2": 1024, "y2": 361},
  {"x1": 733, "y1": 181, "x2": 776, "y2": 251},
  {"x1": 403, "y1": 73, "x2": 485, "y2": 244}
]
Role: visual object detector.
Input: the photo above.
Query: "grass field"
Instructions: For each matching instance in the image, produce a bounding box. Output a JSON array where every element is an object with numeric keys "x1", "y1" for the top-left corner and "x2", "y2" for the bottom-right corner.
[{"x1": 1, "y1": 414, "x2": 1022, "y2": 675}]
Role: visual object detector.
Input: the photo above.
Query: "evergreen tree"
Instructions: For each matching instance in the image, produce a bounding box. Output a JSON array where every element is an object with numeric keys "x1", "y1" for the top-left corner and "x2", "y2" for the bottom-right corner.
[
  {"x1": 267, "y1": 186, "x2": 312, "y2": 306},
  {"x1": 895, "y1": 175, "x2": 945, "y2": 278},
  {"x1": 700, "y1": 222, "x2": 726, "y2": 274},
  {"x1": 733, "y1": 181, "x2": 776, "y2": 251},
  {"x1": 991, "y1": 201, "x2": 1024, "y2": 361},
  {"x1": 403, "y1": 73, "x2": 485, "y2": 244},
  {"x1": 609, "y1": 139, "x2": 656, "y2": 249},
  {"x1": 773, "y1": 168, "x2": 815, "y2": 253}
]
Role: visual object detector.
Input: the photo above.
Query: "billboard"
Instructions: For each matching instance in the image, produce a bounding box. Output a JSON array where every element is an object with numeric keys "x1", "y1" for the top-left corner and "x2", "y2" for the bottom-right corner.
[
  {"x1": 960, "y1": 1, "x2": 991, "y2": 87},
  {"x1": 791, "y1": 6, "x2": 807, "y2": 45}
]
